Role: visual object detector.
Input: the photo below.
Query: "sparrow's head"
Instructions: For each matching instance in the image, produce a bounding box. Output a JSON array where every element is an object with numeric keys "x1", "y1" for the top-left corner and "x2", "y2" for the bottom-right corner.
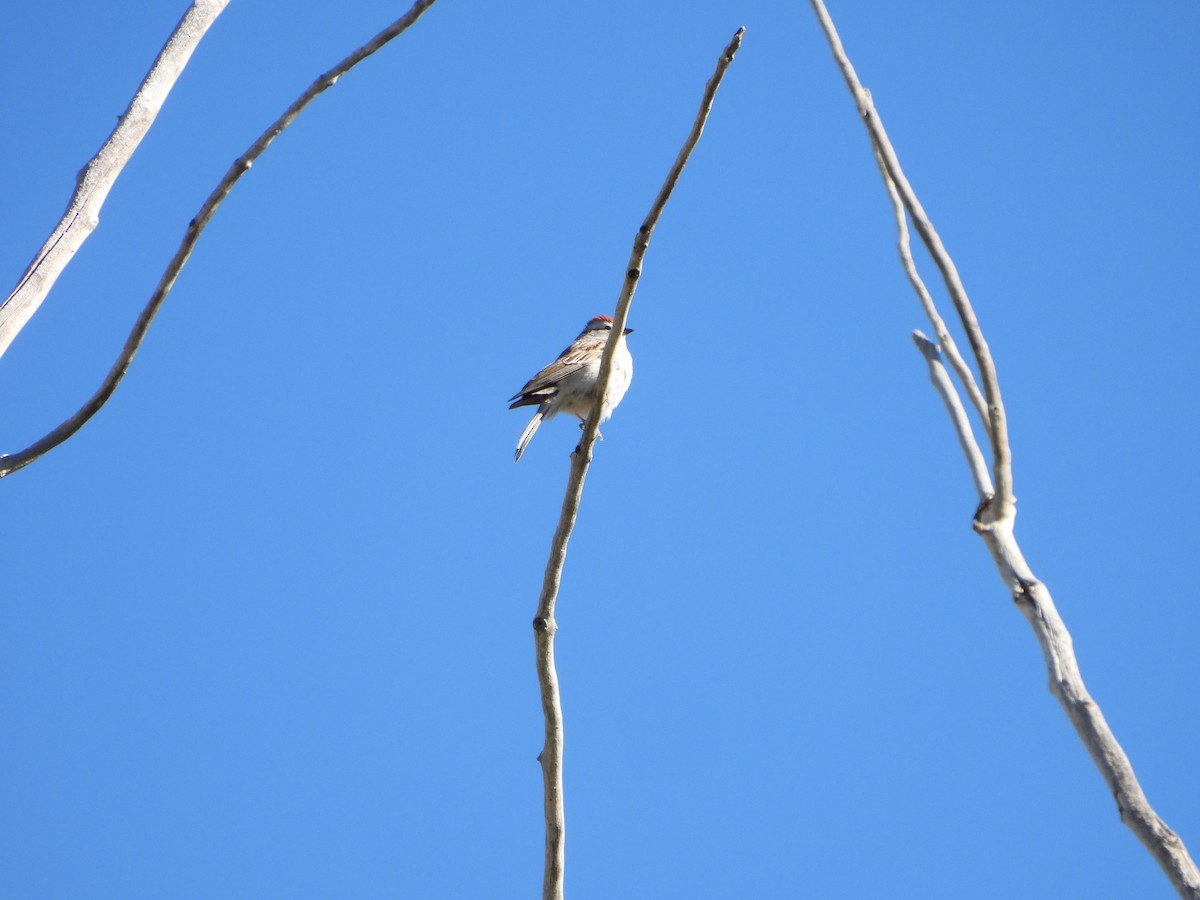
[{"x1": 584, "y1": 314, "x2": 634, "y2": 336}]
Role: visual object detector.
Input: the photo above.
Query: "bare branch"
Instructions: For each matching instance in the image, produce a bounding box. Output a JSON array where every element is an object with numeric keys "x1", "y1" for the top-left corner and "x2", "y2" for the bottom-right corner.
[
  {"x1": 872, "y1": 142, "x2": 988, "y2": 426},
  {"x1": 973, "y1": 526, "x2": 1200, "y2": 898},
  {"x1": 0, "y1": 0, "x2": 441, "y2": 479},
  {"x1": 531, "y1": 28, "x2": 744, "y2": 900},
  {"x1": 810, "y1": 2, "x2": 1200, "y2": 894},
  {"x1": 911, "y1": 331, "x2": 993, "y2": 502},
  {"x1": 809, "y1": 0, "x2": 1014, "y2": 522},
  {"x1": 0, "y1": 0, "x2": 231, "y2": 360},
  {"x1": 1008, "y1": 577, "x2": 1200, "y2": 899}
]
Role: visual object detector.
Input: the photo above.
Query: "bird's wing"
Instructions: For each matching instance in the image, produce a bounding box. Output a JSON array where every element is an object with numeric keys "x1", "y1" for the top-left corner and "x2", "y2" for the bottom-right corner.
[{"x1": 508, "y1": 338, "x2": 604, "y2": 403}]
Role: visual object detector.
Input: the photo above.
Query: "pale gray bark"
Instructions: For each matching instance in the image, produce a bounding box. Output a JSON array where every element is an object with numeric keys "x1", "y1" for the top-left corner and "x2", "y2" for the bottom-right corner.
[
  {"x1": 531, "y1": 28, "x2": 744, "y2": 900},
  {"x1": 0, "y1": 0, "x2": 231, "y2": 360},
  {"x1": 0, "y1": 0, "x2": 440, "y2": 478},
  {"x1": 809, "y1": 1, "x2": 1199, "y2": 896}
]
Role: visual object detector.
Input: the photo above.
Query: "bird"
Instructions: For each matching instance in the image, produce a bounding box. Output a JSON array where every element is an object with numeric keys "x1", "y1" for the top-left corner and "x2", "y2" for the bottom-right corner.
[{"x1": 509, "y1": 315, "x2": 634, "y2": 461}]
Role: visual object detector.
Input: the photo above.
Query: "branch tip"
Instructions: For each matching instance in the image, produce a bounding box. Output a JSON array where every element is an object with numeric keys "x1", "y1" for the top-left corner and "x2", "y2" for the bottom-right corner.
[
  {"x1": 725, "y1": 27, "x2": 745, "y2": 59},
  {"x1": 911, "y1": 330, "x2": 940, "y2": 360}
]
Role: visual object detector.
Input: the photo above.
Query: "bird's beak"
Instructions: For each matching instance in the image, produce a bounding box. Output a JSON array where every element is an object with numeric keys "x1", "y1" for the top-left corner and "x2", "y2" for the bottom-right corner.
[{"x1": 623, "y1": 327, "x2": 634, "y2": 335}]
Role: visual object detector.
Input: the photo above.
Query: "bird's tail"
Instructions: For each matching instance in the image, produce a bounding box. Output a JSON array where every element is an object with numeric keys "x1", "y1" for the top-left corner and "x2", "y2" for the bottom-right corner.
[{"x1": 515, "y1": 411, "x2": 544, "y2": 462}]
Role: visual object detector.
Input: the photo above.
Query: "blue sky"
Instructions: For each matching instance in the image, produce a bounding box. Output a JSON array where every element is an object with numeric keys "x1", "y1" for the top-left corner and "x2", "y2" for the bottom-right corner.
[{"x1": 2, "y1": 2, "x2": 1197, "y2": 897}]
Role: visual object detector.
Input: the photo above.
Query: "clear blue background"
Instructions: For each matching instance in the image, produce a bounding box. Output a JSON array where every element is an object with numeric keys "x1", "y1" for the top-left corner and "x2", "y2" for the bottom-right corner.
[{"x1": 2, "y1": 2, "x2": 1197, "y2": 897}]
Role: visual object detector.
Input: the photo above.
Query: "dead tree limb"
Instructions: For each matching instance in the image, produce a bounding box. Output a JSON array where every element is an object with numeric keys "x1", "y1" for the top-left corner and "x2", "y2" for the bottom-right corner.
[
  {"x1": 0, "y1": 0, "x2": 441, "y2": 479},
  {"x1": 809, "y1": 2, "x2": 1199, "y2": 896},
  {"x1": 0, "y1": 0, "x2": 231, "y2": 360}
]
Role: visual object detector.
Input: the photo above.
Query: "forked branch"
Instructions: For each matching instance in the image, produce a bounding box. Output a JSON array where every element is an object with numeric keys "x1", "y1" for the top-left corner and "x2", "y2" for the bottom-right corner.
[
  {"x1": 809, "y1": 2, "x2": 1199, "y2": 895},
  {"x1": 872, "y1": 143, "x2": 987, "y2": 427},
  {"x1": 0, "y1": 0, "x2": 441, "y2": 479},
  {"x1": 531, "y1": 28, "x2": 744, "y2": 900},
  {"x1": 911, "y1": 332, "x2": 992, "y2": 501},
  {"x1": 808, "y1": 0, "x2": 1013, "y2": 520}
]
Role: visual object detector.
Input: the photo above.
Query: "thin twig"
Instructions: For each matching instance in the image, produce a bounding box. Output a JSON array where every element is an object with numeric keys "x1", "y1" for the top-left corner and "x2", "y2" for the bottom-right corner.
[
  {"x1": 809, "y1": 0, "x2": 1013, "y2": 521},
  {"x1": 872, "y1": 142, "x2": 988, "y2": 426},
  {"x1": 810, "y1": 2, "x2": 1200, "y2": 895},
  {"x1": 0, "y1": 0, "x2": 441, "y2": 479},
  {"x1": 911, "y1": 331, "x2": 993, "y2": 501},
  {"x1": 531, "y1": 28, "x2": 744, "y2": 900},
  {"x1": 0, "y1": 0, "x2": 231, "y2": 360}
]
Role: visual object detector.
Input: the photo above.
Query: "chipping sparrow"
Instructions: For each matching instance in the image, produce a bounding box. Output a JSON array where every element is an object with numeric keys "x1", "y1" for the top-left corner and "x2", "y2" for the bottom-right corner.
[{"x1": 509, "y1": 314, "x2": 634, "y2": 461}]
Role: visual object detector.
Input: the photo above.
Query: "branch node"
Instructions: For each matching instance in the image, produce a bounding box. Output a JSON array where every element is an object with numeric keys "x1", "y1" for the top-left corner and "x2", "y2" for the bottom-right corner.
[
  {"x1": 626, "y1": 267, "x2": 640, "y2": 281},
  {"x1": 1011, "y1": 587, "x2": 1034, "y2": 609},
  {"x1": 1117, "y1": 796, "x2": 1132, "y2": 825},
  {"x1": 972, "y1": 494, "x2": 996, "y2": 531}
]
